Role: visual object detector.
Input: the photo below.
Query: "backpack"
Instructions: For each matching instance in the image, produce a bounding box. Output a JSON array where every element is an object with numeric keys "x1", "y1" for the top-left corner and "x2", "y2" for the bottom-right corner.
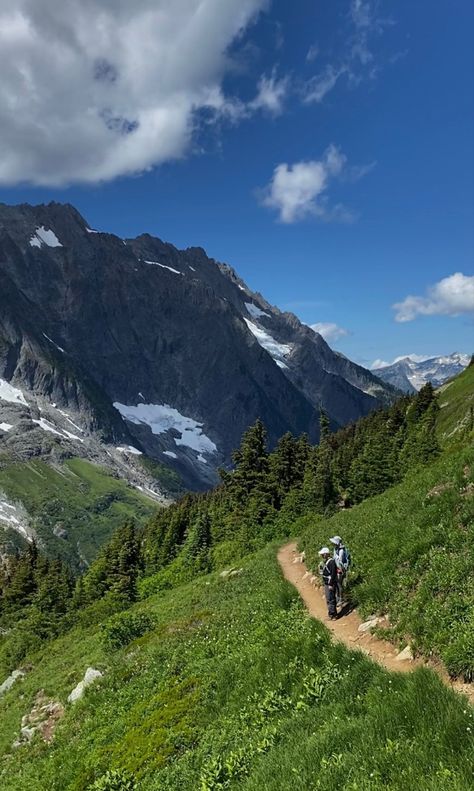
[{"x1": 337, "y1": 544, "x2": 351, "y2": 572}]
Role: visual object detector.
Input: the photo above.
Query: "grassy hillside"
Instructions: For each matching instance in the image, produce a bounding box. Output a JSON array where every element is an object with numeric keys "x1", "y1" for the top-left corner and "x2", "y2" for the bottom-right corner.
[
  {"x1": 437, "y1": 360, "x2": 474, "y2": 445},
  {"x1": 0, "y1": 545, "x2": 472, "y2": 791},
  {"x1": 0, "y1": 458, "x2": 156, "y2": 568},
  {"x1": 300, "y1": 445, "x2": 474, "y2": 680}
]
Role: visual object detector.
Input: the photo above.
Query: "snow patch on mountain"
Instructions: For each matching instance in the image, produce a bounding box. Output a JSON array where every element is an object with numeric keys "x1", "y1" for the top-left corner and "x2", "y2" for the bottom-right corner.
[
  {"x1": 0, "y1": 423, "x2": 13, "y2": 432},
  {"x1": 29, "y1": 227, "x2": 63, "y2": 248},
  {"x1": 113, "y1": 402, "x2": 217, "y2": 456},
  {"x1": 0, "y1": 379, "x2": 27, "y2": 406},
  {"x1": 0, "y1": 497, "x2": 32, "y2": 541},
  {"x1": 144, "y1": 260, "x2": 183, "y2": 275},
  {"x1": 244, "y1": 319, "x2": 293, "y2": 366},
  {"x1": 32, "y1": 418, "x2": 84, "y2": 443},
  {"x1": 245, "y1": 302, "x2": 270, "y2": 320},
  {"x1": 42, "y1": 333, "x2": 65, "y2": 353},
  {"x1": 116, "y1": 445, "x2": 143, "y2": 456}
]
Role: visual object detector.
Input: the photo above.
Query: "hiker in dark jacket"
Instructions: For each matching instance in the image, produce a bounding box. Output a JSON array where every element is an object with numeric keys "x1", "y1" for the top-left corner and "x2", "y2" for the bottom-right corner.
[{"x1": 318, "y1": 547, "x2": 338, "y2": 620}]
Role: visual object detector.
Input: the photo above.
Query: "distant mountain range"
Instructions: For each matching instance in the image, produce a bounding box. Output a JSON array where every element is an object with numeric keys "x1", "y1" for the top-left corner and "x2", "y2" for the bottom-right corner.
[
  {"x1": 373, "y1": 353, "x2": 471, "y2": 393},
  {"x1": 0, "y1": 201, "x2": 398, "y2": 504}
]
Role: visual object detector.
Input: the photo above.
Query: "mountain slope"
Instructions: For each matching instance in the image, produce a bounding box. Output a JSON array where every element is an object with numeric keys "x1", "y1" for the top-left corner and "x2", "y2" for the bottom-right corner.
[
  {"x1": 0, "y1": 545, "x2": 472, "y2": 791},
  {"x1": 0, "y1": 201, "x2": 396, "y2": 495},
  {"x1": 374, "y1": 353, "x2": 470, "y2": 393}
]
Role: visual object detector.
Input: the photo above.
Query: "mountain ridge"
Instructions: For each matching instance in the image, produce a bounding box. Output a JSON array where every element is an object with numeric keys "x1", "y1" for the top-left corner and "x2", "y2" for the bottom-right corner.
[
  {"x1": 0, "y1": 200, "x2": 397, "y2": 505},
  {"x1": 373, "y1": 352, "x2": 470, "y2": 393}
]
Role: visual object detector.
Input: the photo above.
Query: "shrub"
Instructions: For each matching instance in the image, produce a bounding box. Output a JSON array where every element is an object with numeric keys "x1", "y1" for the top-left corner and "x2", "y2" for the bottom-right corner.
[
  {"x1": 87, "y1": 769, "x2": 136, "y2": 791},
  {"x1": 101, "y1": 610, "x2": 155, "y2": 650}
]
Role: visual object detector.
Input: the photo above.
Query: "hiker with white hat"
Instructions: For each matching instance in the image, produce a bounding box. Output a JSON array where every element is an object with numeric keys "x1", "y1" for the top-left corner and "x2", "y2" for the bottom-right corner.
[
  {"x1": 329, "y1": 535, "x2": 351, "y2": 604},
  {"x1": 318, "y1": 547, "x2": 338, "y2": 620}
]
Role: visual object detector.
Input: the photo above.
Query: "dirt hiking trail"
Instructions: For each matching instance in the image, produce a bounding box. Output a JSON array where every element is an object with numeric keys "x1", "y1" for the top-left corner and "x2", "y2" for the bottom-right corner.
[{"x1": 278, "y1": 542, "x2": 474, "y2": 705}]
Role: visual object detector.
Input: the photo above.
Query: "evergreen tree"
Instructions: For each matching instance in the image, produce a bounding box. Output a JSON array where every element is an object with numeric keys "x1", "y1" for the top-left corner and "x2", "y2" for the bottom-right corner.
[
  {"x1": 2, "y1": 544, "x2": 37, "y2": 611},
  {"x1": 319, "y1": 408, "x2": 331, "y2": 442},
  {"x1": 183, "y1": 513, "x2": 212, "y2": 574},
  {"x1": 229, "y1": 419, "x2": 269, "y2": 503}
]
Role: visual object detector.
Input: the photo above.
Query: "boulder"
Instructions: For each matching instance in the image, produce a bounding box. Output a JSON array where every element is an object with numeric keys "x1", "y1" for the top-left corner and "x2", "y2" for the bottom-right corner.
[
  {"x1": 67, "y1": 667, "x2": 103, "y2": 703},
  {"x1": 358, "y1": 617, "x2": 383, "y2": 634},
  {"x1": 395, "y1": 645, "x2": 413, "y2": 662},
  {"x1": 0, "y1": 669, "x2": 25, "y2": 697},
  {"x1": 219, "y1": 567, "x2": 243, "y2": 580}
]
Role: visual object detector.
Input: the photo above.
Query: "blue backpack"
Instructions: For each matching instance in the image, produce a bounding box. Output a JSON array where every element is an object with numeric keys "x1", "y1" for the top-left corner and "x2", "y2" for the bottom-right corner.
[{"x1": 337, "y1": 545, "x2": 351, "y2": 572}]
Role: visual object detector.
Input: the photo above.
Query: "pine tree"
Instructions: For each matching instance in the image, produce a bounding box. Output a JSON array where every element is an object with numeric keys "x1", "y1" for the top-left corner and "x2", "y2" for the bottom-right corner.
[
  {"x1": 183, "y1": 513, "x2": 212, "y2": 574},
  {"x1": 229, "y1": 419, "x2": 269, "y2": 503},
  {"x1": 2, "y1": 545, "x2": 37, "y2": 611},
  {"x1": 319, "y1": 408, "x2": 331, "y2": 442}
]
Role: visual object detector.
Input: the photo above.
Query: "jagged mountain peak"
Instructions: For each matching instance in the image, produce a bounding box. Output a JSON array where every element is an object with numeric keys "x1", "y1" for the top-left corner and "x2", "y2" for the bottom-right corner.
[
  {"x1": 373, "y1": 353, "x2": 471, "y2": 393},
  {"x1": 0, "y1": 200, "x2": 397, "y2": 499}
]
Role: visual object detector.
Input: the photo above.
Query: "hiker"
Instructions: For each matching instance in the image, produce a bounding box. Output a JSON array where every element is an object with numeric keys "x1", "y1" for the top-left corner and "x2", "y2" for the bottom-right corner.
[
  {"x1": 329, "y1": 535, "x2": 350, "y2": 604},
  {"x1": 318, "y1": 547, "x2": 338, "y2": 620}
]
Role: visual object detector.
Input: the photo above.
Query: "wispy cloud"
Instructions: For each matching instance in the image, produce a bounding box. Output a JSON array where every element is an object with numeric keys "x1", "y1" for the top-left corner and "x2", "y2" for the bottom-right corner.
[
  {"x1": 304, "y1": 65, "x2": 346, "y2": 104},
  {"x1": 303, "y1": 0, "x2": 395, "y2": 105},
  {"x1": 310, "y1": 322, "x2": 350, "y2": 343},
  {"x1": 393, "y1": 273, "x2": 474, "y2": 322},
  {"x1": 259, "y1": 144, "x2": 372, "y2": 223},
  {"x1": 306, "y1": 43, "x2": 320, "y2": 63}
]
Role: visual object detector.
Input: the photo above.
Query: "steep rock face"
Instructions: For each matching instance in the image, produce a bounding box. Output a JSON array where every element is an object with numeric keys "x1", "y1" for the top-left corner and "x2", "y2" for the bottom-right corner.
[{"x1": 0, "y1": 201, "x2": 396, "y2": 489}]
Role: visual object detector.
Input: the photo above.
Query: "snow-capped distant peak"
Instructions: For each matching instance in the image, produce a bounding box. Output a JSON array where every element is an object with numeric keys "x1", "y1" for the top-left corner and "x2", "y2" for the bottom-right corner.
[
  {"x1": 373, "y1": 352, "x2": 470, "y2": 392},
  {"x1": 29, "y1": 226, "x2": 63, "y2": 248},
  {"x1": 245, "y1": 302, "x2": 270, "y2": 320}
]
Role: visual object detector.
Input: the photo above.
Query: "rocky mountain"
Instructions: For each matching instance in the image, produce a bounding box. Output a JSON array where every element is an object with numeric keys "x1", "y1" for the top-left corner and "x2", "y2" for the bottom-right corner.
[
  {"x1": 373, "y1": 353, "x2": 471, "y2": 394},
  {"x1": 0, "y1": 201, "x2": 397, "y2": 512}
]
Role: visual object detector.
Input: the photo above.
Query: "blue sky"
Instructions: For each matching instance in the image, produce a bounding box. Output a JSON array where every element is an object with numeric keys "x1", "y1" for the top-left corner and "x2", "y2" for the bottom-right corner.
[{"x1": 0, "y1": 0, "x2": 472, "y2": 367}]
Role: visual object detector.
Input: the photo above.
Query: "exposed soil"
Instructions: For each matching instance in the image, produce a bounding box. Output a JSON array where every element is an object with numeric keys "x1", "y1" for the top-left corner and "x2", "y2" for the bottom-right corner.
[{"x1": 278, "y1": 542, "x2": 474, "y2": 705}]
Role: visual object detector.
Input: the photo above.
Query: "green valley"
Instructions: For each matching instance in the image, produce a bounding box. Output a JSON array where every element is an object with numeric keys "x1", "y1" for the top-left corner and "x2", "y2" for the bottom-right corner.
[{"x1": 0, "y1": 364, "x2": 473, "y2": 790}]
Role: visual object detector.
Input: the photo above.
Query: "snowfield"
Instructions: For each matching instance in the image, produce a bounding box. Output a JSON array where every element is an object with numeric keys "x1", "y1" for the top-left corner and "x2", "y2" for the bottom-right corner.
[
  {"x1": 0, "y1": 379, "x2": 27, "y2": 406},
  {"x1": 0, "y1": 423, "x2": 14, "y2": 432},
  {"x1": 29, "y1": 226, "x2": 63, "y2": 248},
  {"x1": 243, "y1": 319, "x2": 293, "y2": 366},
  {"x1": 245, "y1": 302, "x2": 270, "y2": 319},
  {"x1": 113, "y1": 402, "x2": 217, "y2": 456}
]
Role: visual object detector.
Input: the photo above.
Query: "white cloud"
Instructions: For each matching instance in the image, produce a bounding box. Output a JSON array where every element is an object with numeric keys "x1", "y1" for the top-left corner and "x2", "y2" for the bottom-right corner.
[
  {"x1": 260, "y1": 144, "x2": 371, "y2": 223},
  {"x1": 371, "y1": 354, "x2": 433, "y2": 370},
  {"x1": 310, "y1": 322, "x2": 349, "y2": 343},
  {"x1": 0, "y1": 0, "x2": 267, "y2": 186},
  {"x1": 249, "y1": 69, "x2": 290, "y2": 116},
  {"x1": 393, "y1": 273, "x2": 474, "y2": 322}
]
